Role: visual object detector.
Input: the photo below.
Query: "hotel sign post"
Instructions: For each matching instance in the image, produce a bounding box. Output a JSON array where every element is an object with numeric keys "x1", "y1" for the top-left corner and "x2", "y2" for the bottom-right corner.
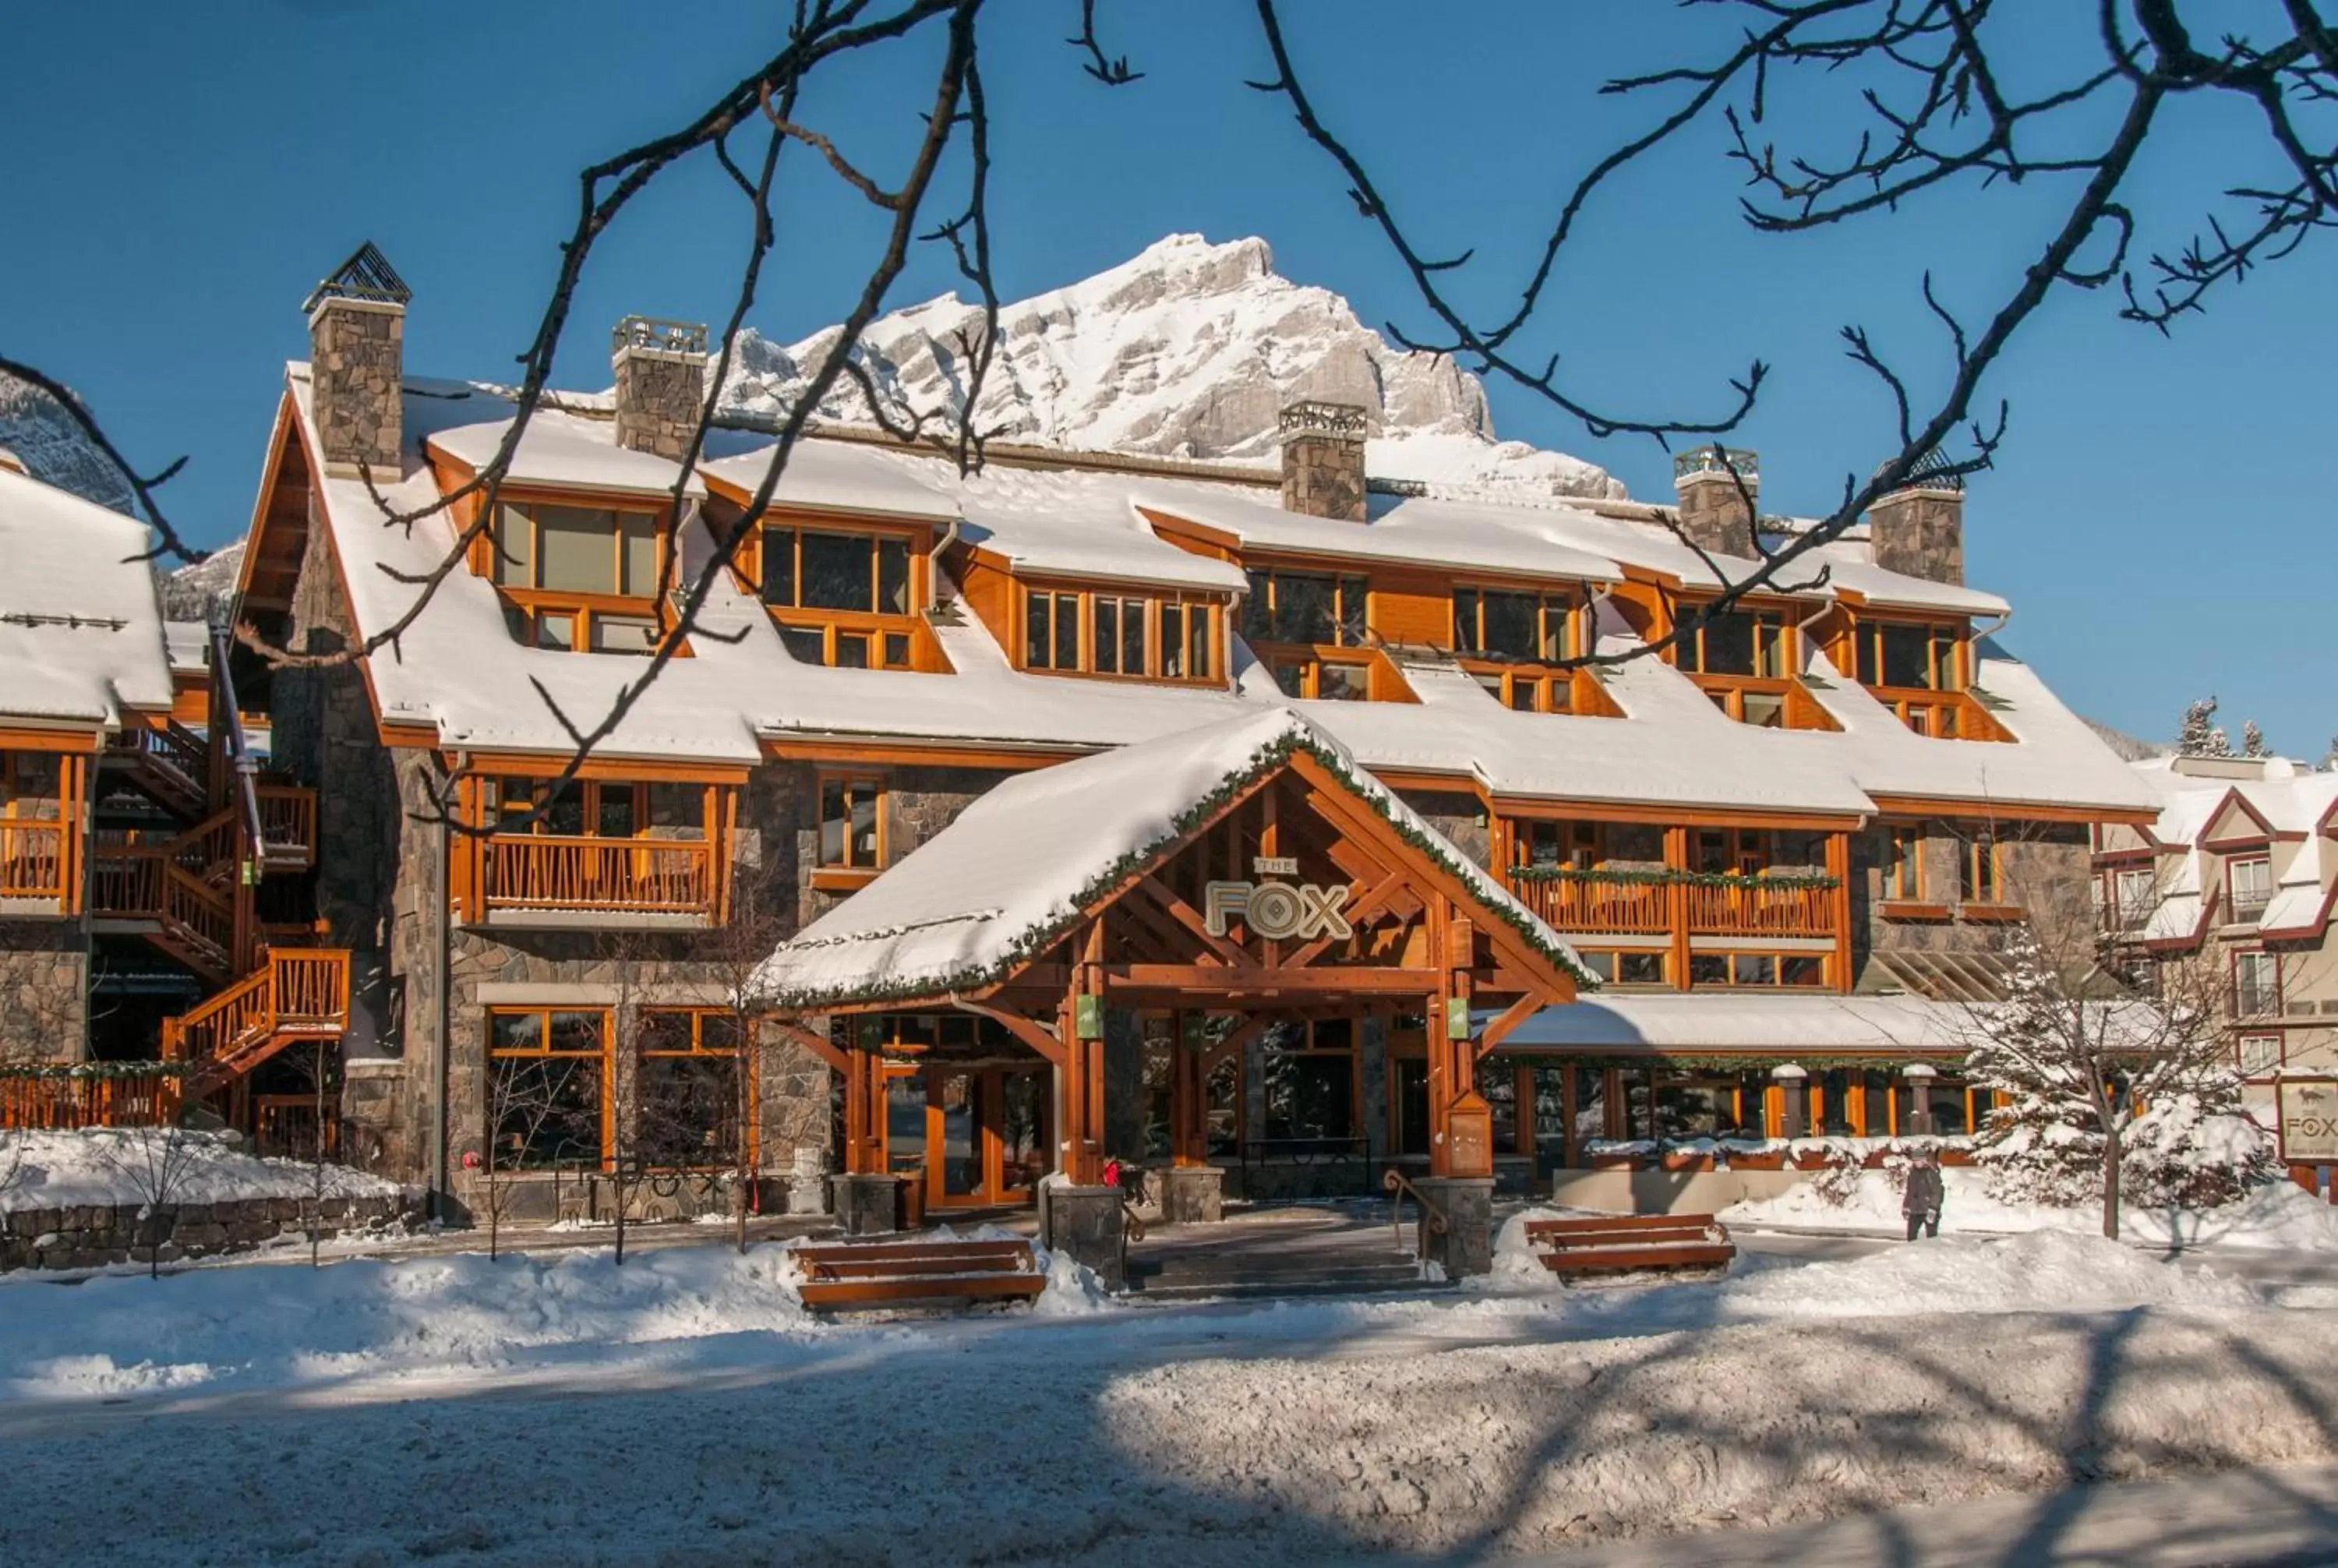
[{"x1": 2276, "y1": 1076, "x2": 2338, "y2": 1173}]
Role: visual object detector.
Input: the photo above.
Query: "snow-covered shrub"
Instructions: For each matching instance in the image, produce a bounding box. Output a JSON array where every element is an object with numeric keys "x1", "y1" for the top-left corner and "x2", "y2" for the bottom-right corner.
[
  {"x1": 2122, "y1": 1100, "x2": 2278, "y2": 1210},
  {"x1": 1805, "y1": 1142, "x2": 1867, "y2": 1208}
]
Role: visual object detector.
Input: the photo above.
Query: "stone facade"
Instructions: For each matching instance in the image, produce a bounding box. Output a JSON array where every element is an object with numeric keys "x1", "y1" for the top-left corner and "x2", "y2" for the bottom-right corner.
[
  {"x1": 0, "y1": 1188, "x2": 422, "y2": 1273},
  {"x1": 1400, "y1": 789, "x2": 1490, "y2": 869},
  {"x1": 1278, "y1": 401, "x2": 1369, "y2": 522},
  {"x1": 1867, "y1": 487, "x2": 1965, "y2": 585},
  {"x1": 305, "y1": 298, "x2": 404, "y2": 476},
  {"x1": 1849, "y1": 820, "x2": 2094, "y2": 973},
  {"x1": 1672, "y1": 469, "x2": 1757, "y2": 560},
  {"x1": 612, "y1": 346, "x2": 707, "y2": 461},
  {"x1": 0, "y1": 923, "x2": 87, "y2": 1061}
]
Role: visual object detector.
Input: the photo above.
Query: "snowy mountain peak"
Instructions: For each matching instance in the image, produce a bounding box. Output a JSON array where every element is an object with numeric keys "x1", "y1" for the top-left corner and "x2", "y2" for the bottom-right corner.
[{"x1": 719, "y1": 234, "x2": 1623, "y2": 501}]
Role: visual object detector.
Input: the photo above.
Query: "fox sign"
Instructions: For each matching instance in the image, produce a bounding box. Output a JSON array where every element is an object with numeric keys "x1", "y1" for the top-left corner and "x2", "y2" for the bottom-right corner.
[
  {"x1": 1203, "y1": 879, "x2": 1353, "y2": 942},
  {"x1": 2279, "y1": 1077, "x2": 2338, "y2": 1164}
]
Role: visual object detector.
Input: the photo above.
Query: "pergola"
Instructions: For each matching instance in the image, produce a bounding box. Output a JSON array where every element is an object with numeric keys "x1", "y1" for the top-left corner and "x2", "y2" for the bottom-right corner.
[{"x1": 754, "y1": 709, "x2": 1588, "y2": 1187}]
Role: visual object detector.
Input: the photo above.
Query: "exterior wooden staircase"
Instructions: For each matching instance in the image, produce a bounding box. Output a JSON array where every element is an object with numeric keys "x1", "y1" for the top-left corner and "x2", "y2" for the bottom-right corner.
[{"x1": 163, "y1": 948, "x2": 351, "y2": 1099}]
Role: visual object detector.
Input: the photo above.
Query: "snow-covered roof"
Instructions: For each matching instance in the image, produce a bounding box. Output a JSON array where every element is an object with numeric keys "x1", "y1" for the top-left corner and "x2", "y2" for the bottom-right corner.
[
  {"x1": 426, "y1": 410, "x2": 707, "y2": 500},
  {"x1": 163, "y1": 620, "x2": 210, "y2": 676},
  {"x1": 0, "y1": 464, "x2": 174, "y2": 730},
  {"x1": 1143, "y1": 483, "x2": 1623, "y2": 585},
  {"x1": 698, "y1": 435, "x2": 957, "y2": 521},
  {"x1": 277, "y1": 365, "x2": 2156, "y2": 818},
  {"x1": 1501, "y1": 992, "x2": 1976, "y2": 1054},
  {"x1": 2128, "y1": 758, "x2": 2338, "y2": 941},
  {"x1": 750, "y1": 707, "x2": 1592, "y2": 1007}
]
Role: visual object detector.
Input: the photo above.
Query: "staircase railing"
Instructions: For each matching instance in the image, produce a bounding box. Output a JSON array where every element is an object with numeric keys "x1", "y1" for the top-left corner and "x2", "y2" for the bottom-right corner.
[
  {"x1": 255, "y1": 784, "x2": 317, "y2": 864},
  {"x1": 164, "y1": 948, "x2": 351, "y2": 1094},
  {"x1": 1382, "y1": 1167, "x2": 1449, "y2": 1263}
]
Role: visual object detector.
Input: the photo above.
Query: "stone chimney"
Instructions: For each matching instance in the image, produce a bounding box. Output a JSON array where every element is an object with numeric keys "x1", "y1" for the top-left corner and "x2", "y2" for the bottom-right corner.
[
  {"x1": 611, "y1": 317, "x2": 710, "y2": 461},
  {"x1": 1867, "y1": 454, "x2": 1965, "y2": 585},
  {"x1": 1278, "y1": 401, "x2": 1369, "y2": 521},
  {"x1": 302, "y1": 242, "x2": 410, "y2": 479},
  {"x1": 1672, "y1": 448, "x2": 1759, "y2": 559}
]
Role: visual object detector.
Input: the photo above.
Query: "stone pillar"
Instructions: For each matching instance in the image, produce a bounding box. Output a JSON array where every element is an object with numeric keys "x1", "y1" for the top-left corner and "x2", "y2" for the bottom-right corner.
[
  {"x1": 1039, "y1": 1181, "x2": 1126, "y2": 1290},
  {"x1": 307, "y1": 296, "x2": 404, "y2": 478},
  {"x1": 1672, "y1": 448, "x2": 1759, "y2": 559},
  {"x1": 611, "y1": 317, "x2": 710, "y2": 460},
  {"x1": 830, "y1": 1172, "x2": 902, "y2": 1236},
  {"x1": 1412, "y1": 1175, "x2": 1495, "y2": 1278},
  {"x1": 1867, "y1": 486, "x2": 1965, "y2": 584},
  {"x1": 1360, "y1": 1013, "x2": 1390, "y2": 1166},
  {"x1": 1278, "y1": 401, "x2": 1369, "y2": 521},
  {"x1": 1159, "y1": 1164, "x2": 1224, "y2": 1224}
]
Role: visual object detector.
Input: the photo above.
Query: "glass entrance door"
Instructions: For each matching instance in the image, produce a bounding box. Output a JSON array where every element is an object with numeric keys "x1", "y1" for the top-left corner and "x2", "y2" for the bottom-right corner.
[{"x1": 924, "y1": 1065, "x2": 1051, "y2": 1208}]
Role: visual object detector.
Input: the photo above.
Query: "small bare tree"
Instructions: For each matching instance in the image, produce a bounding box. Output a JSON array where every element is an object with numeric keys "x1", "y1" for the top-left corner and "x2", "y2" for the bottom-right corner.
[
  {"x1": 96, "y1": 1111, "x2": 210, "y2": 1279},
  {"x1": 479, "y1": 1054, "x2": 564, "y2": 1263}
]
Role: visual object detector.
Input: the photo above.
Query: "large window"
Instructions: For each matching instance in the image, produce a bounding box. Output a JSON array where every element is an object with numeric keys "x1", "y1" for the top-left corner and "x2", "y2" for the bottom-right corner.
[
  {"x1": 635, "y1": 1009, "x2": 747, "y2": 1169},
  {"x1": 1851, "y1": 618, "x2": 1965, "y2": 691},
  {"x1": 1570, "y1": 949, "x2": 1669, "y2": 986},
  {"x1": 491, "y1": 503, "x2": 664, "y2": 655},
  {"x1": 2235, "y1": 951, "x2": 2282, "y2": 1017},
  {"x1": 1676, "y1": 606, "x2": 1791, "y2": 679},
  {"x1": 1261, "y1": 1019, "x2": 1355, "y2": 1145},
  {"x1": 1021, "y1": 585, "x2": 1219, "y2": 681},
  {"x1": 490, "y1": 777, "x2": 643, "y2": 839},
  {"x1": 486, "y1": 1008, "x2": 608, "y2": 1170},
  {"x1": 1453, "y1": 586, "x2": 1573, "y2": 663},
  {"x1": 1265, "y1": 654, "x2": 1372, "y2": 701},
  {"x1": 762, "y1": 525, "x2": 912, "y2": 616},
  {"x1": 2227, "y1": 856, "x2": 2274, "y2": 920},
  {"x1": 1955, "y1": 825, "x2": 2004, "y2": 905},
  {"x1": 1244, "y1": 570, "x2": 1368, "y2": 648},
  {"x1": 1884, "y1": 824, "x2": 1926, "y2": 902},
  {"x1": 818, "y1": 776, "x2": 884, "y2": 871},
  {"x1": 1686, "y1": 952, "x2": 1828, "y2": 988}
]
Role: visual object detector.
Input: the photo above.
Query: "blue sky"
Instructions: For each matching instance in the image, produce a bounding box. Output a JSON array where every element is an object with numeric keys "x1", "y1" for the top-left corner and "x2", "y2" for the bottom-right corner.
[{"x1": 2, "y1": 2, "x2": 2326, "y2": 753}]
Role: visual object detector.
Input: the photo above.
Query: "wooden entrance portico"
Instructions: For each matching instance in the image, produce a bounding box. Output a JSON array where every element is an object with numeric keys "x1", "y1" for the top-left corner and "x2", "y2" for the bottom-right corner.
[{"x1": 779, "y1": 743, "x2": 1584, "y2": 1195}]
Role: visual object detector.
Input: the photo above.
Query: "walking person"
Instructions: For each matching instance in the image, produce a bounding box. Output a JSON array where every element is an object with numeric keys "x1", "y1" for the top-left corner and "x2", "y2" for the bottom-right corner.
[{"x1": 1903, "y1": 1149, "x2": 1944, "y2": 1241}]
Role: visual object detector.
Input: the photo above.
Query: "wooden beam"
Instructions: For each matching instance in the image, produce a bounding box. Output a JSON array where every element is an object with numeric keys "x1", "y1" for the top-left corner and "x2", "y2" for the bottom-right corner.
[
  {"x1": 1135, "y1": 874, "x2": 1260, "y2": 969},
  {"x1": 1105, "y1": 963, "x2": 1441, "y2": 994},
  {"x1": 774, "y1": 1020, "x2": 849, "y2": 1075},
  {"x1": 1473, "y1": 993, "x2": 1549, "y2": 1060},
  {"x1": 950, "y1": 997, "x2": 1066, "y2": 1066}
]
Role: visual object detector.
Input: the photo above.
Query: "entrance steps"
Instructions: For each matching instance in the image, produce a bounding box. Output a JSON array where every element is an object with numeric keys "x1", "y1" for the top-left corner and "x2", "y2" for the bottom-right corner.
[{"x1": 1124, "y1": 1201, "x2": 1456, "y2": 1302}]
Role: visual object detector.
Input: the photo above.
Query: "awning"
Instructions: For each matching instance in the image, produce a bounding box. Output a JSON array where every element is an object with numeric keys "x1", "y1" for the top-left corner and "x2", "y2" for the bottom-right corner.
[{"x1": 1495, "y1": 992, "x2": 1975, "y2": 1054}]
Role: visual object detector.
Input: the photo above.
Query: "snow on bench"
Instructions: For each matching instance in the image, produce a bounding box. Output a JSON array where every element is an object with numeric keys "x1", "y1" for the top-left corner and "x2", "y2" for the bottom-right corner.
[
  {"x1": 786, "y1": 1236, "x2": 1047, "y2": 1311},
  {"x1": 1522, "y1": 1213, "x2": 1737, "y2": 1277}
]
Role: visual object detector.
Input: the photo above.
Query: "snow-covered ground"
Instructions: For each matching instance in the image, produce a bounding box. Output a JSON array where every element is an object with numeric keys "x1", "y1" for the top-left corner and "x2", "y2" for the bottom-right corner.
[
  {"x1": 0, "y1": 1227, "x2": 2333, "y2": 1564},
  {"x1": 1721, "y1": 1166, "x2": 2338, "y2": 1252},
  {"x1": 0, "y1": 1128, "x2": 404, "y2": 1213}
]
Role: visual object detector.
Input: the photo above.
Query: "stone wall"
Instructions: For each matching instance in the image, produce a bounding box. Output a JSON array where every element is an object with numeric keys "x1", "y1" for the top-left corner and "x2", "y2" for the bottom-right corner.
[
  {"x1": 0, "y1": 1188, "x2": 422, "y2": 1273},
  {"x1": 1867, "y1": 488, "x2": 1965, "y2": 585},
  {"x1": 1280, "y1": 433, "x2": 1365, "y2": 521},
  {"x1": 1850, "y1": 821, "x2": 2096, "y2": 973},
  {"x1": 0, "y1": 923, "x2": 87, "y2": 1061},
  {"x1": 1397, "y1": 789, "x2": 1491, "y2": 869},
  {"x1": 1673, "y1": 472, "x2": 1757, "y2": 559},
  {"x1": 611, "y1": 347, "x2": 706, "y2": 460},
  {"x1": 305, "y1": 298, "x2": 403, "y2": 475}
]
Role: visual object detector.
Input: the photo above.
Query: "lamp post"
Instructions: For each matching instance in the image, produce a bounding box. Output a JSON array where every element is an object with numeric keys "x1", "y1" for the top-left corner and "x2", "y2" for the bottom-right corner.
[
  {"x1": 1771, "y1": 1063, "x2": 1808, "y2": 1141},
  {"x1": 1902, "y1": 1061, "x2": 1939, "y2": 1135}
]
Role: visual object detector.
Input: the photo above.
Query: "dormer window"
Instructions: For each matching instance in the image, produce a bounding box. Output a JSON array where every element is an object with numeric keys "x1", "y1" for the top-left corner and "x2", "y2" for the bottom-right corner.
[
  {"x1": 758, "y1": 520, "x2": 922, "y2": 671},
  {"x1": 1244, "y1": 570, "x2": 1369, "y2": 648},
  {"x1": 1453, "y1": 586, "x2": 1574, "y2": 663},
  {"x1": 1674, "y1": 604, "x2": 1804, "y2": 727},
  {"x1": 486, "y1": 500, "x2": 668, "y2": 655},
  {"x1": 1850, "y1": 619, "x2": 1965, "y2": 693},
  {"x1": 1021, "y1": 584, "x2": 1220, "y2": 683}
]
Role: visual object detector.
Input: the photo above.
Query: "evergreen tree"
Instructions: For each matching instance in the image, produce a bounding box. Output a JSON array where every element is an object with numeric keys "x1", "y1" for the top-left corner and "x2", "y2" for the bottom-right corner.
[
  {"x1": 1966, "y1": 923, "x2": 2268, "y2": 1236},
  {"x1": 2241, "y1": 719, "x2": 2268, "y2": 759},
  {"x1": 2177, "y1": 697, "x2": 2223, "y2": 758}
]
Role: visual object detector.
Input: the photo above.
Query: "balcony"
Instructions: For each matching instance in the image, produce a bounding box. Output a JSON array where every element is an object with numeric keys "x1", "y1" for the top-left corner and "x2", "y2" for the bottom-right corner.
[
  {"x1": 479, "y1": 834, "x2": 717, "y2": 923},
  {"x1": 1508, "y1": 867, "x2": 1840, "y2": 941},
  {"x1": 0, "y1": 820, "x2": 66, "y2": 907}
]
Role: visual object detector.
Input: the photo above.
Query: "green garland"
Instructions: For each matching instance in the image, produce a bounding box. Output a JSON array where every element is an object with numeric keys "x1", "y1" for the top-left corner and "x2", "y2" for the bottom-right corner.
[
  {"x1": 1510, "y1": 865, "x2": 1842, "y2": 892},
  {"x1": 761, "y1": 726, "x2": 1604, "y2": 1009},
  {"x1": 1484, "y1": 1051, "x2": 1965, "y2": 1075},
  {"x1": 0, "y1": 1060, "x2": 189, "y2": 1082}
]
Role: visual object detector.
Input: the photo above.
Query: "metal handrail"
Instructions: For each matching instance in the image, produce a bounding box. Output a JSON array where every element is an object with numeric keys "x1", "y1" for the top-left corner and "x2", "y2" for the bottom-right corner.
[{"x1": 1382, "y1": 1167, "x2": 1448, "y2": 1263}]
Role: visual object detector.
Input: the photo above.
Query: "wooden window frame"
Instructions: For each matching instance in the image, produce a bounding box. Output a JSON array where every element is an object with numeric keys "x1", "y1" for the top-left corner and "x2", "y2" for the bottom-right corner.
[
  {"x1": 1848, "y1": 614, "x2": 1969, "y2": 694},
  {"x1": 1451, "y1": 583, "x2": 1578, "y2": 665},
  {"x1": 480, "y1": 497, "x2": 673, "y2": 656},
  {"x1": 814, "y1": 773, "x2": 887, "y2": 884},
  {"x1": 1263, "y1": 651, "x2": 1376, "y2": 702},
  {"x1": 487, "y1": 778, "x2": 655, "y2": 839},
  {"x1": 485, "y1": 1005, "x2": 615, "y2": 1170},
  {"x1": 1570, "y1": 948, "x2": 1670, "y2": 987},
  {"x1": 1245, "y1": 568, "x2": 1372, "y2": 651},
  {"x1": 1016, "y1": 581, "x2": 1222, "y2": 685},
  {"x1": 1955, "y1": 825, "x2": 2009, "y2": 910},
  {"x1": 634, "y1": 1005, "x2": 754, "y2": 1173},
  {"x1": 1884, "y1": 823, "x2": 1927, "y2": 902},
  {"x1": 1260, "y1": 1018, "x2": 1363, "y2": 1145},
  {"x1": 1686, "y1": 951, "x2": 1831, "y2": 990}
]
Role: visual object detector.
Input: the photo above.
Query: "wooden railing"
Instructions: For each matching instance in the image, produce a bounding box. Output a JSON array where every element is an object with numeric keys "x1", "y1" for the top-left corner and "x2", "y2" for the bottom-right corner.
[
  {"x1": 164, "y1": 948, "x2": 351, "y2": 1093},
  {"x1": 0, "y1": 1069, "x2": 181, "y2": 1130},
  {"x1": 0, "y1": 820, "x2": 65, "y2": 901},
  {"x1": 1506, "y1": 871, "x2": 1670, "y2": 934},
  {"x1": 256, "y1": 785, "x2": 317, "y2": 863},
  {"x1": 1682, "y1": 878, "x2": 1836, "y2": 938},
  {"x1": 482, "y1": 834, "x2": 715, "y2": 916},
  {"x1": 1507, "y1": 867, "x2": 1839, "y2": 941}
]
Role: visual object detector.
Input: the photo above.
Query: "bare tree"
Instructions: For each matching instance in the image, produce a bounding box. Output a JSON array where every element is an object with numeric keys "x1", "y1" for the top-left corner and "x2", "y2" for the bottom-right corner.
[
  {"x1": 7, "y1": 2, "x2": 2333, "y2": 796},
  {"x1": 479, "y1": 1053, "x2": 567, "y2": 1263},
  {"x1": 94, "y1": 1114, "x2": 209, "y2": 1279}
]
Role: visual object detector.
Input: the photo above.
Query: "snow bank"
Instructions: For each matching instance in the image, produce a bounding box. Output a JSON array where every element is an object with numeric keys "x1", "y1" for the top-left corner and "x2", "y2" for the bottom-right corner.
[
  {"x1": 0, "y1": 1243, "x2": 812, "y2": 1400},
  {"x1": 1721, "y1": 1168, "x2": 2338, "y2": 1252},
  {"x1": 0, "y1": 1128, "x2": 401, "y2": 1214},
  {"x1": 1718, "y1": 1230, "x2": 2256, "y2": 1319}
]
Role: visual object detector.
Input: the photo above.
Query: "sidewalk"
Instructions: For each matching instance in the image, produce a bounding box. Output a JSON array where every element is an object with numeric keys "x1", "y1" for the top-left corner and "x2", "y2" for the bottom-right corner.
[{"x1": 1513, "y1": 1462, "x2": 2338, "y2": 1567}]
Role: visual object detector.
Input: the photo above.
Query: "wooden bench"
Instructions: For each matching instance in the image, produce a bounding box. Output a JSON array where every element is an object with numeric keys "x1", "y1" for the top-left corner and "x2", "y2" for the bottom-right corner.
[
  {"x1": 786, "y1": 1237, "x2": 1047, "y2": 1311},
  {"x1": 1521, "y1": 1213, "x2": 1737, "y2": 1277}
]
